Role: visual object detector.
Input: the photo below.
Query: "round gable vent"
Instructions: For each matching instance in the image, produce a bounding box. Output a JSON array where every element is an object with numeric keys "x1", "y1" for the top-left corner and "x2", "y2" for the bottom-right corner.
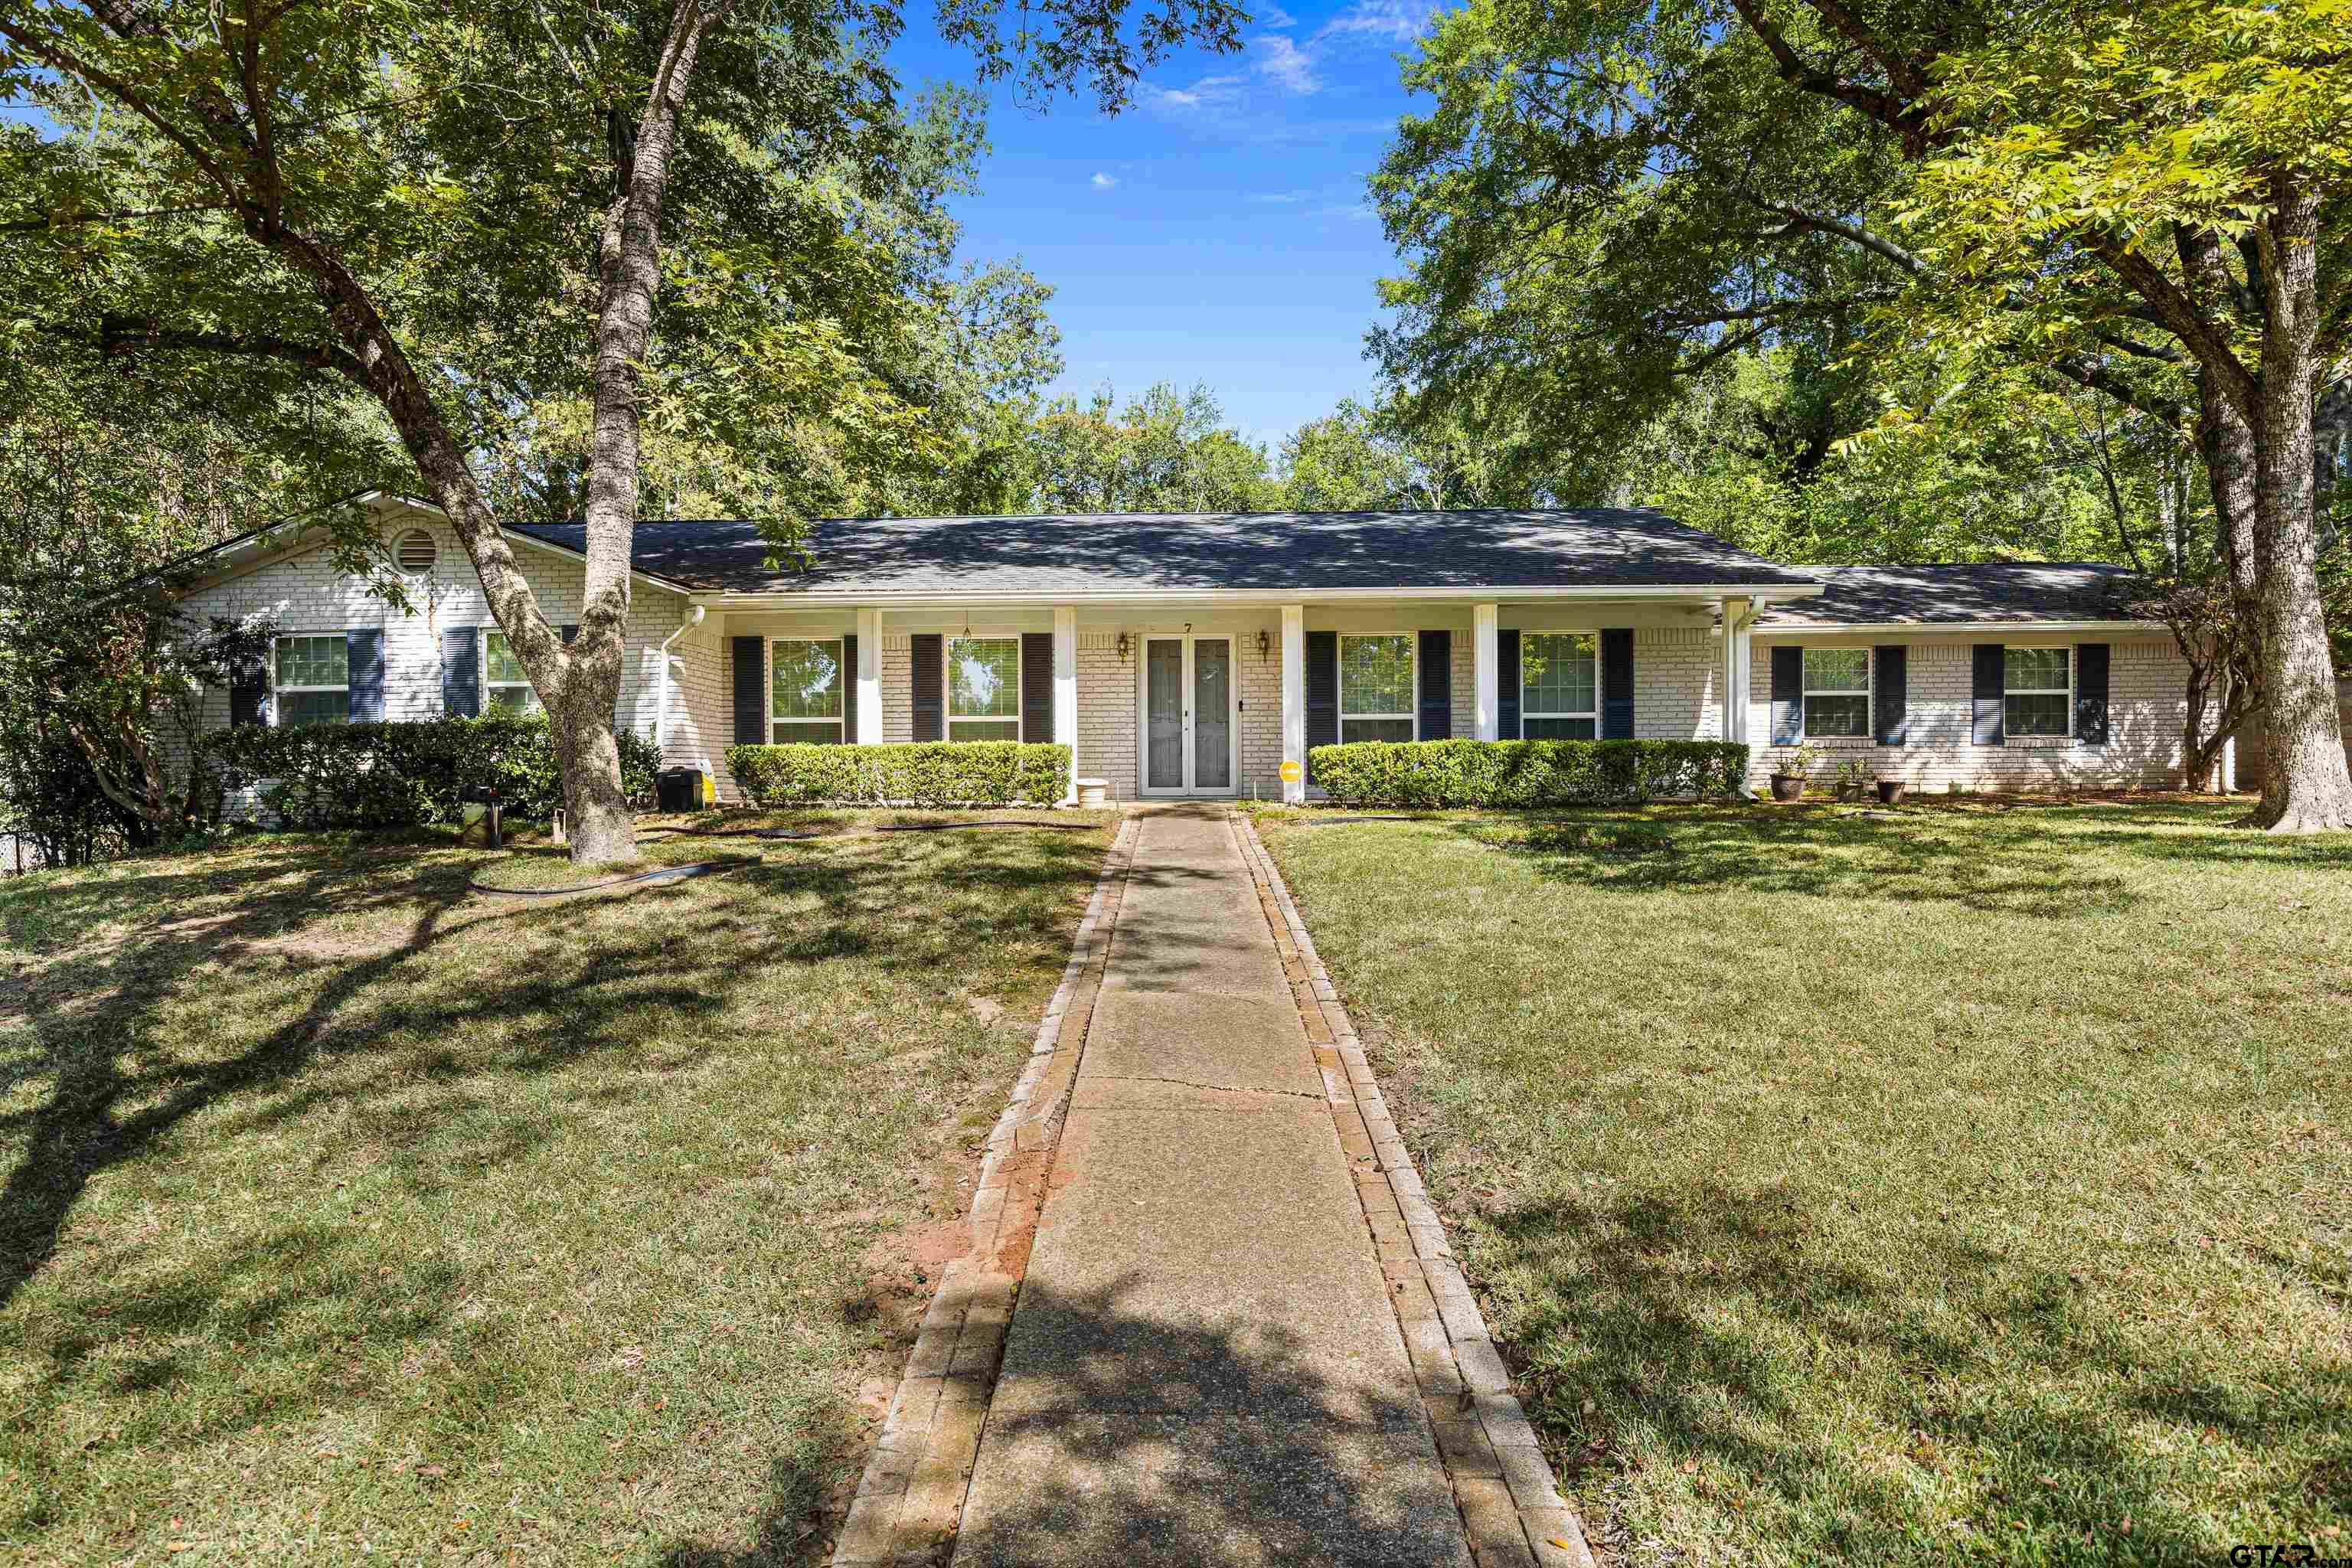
[{"x1": 395, "y1": 528, "x2": 438, "y2": 572}]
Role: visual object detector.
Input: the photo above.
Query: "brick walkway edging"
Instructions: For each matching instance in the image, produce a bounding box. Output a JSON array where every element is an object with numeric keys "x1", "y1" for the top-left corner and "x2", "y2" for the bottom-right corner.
[
  {"x1": 830, "y1": 813, "x2": 1142, "y2": 1567},
  {"x1": 1229, "y1": 812, "x2": 1600, "y2": 1568}
]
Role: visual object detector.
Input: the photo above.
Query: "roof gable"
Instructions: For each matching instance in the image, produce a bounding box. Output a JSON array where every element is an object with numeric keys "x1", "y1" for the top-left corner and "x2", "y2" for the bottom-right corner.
[{"x1": 141, "y1": 493, "x2": 693, "y2": 598}]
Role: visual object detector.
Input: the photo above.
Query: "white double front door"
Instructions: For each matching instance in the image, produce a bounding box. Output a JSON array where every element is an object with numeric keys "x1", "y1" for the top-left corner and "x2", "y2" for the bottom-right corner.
[{"x1": 1138, "y1": 635, "x2": 1237, "y2": 795}]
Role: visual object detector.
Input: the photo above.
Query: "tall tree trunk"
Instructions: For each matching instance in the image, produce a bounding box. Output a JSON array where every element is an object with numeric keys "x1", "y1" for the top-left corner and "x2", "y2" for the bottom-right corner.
[
  {"x1": 564, "y1": 0, "x2": 724, "y2": 864},
  {"x1": 2249, "y1": 181, "x2": 2352, "y2": 831},
  {"x1": 2192, "y1": 369, "x2": 2264, "y2": 791},
  {"x1": 1, "y1": 0, "x2": 697, "y2": 864}
]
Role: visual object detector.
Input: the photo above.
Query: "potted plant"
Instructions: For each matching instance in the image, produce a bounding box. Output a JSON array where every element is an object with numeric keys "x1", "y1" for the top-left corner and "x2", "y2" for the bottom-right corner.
[
  {"x1": 1876, "y1": 775, "x2": 1908, "y2": 805},
  {"x1": 1769, "y1": 746, "x2": 1817, "y2": 801},
  {"x1": 1834, "y1": 759, "x2": 1870, "y2": 802}
]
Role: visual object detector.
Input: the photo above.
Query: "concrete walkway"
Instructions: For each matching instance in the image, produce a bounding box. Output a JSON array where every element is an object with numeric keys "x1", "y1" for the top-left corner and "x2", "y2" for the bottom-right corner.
[{"x1": 949, "y1": 807, "x2": 1472, "y2": 1567}]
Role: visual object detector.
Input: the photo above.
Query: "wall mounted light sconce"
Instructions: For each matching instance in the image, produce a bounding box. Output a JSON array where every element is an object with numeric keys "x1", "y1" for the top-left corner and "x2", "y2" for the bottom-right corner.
[
  {"x1": 1116, "y1": 632, "x2": 1131, "y2": 662},
  {"x1": 1256, "y1": 629, "x2": 1272, "y2": 662}
]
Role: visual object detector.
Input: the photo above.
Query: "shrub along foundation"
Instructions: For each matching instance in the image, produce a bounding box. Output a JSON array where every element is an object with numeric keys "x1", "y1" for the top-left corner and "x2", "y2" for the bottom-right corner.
[
  {"x1": 724, "y1": 741, "x2": 1073, "y2": 808},
  {"x1": 204, "y1": 713, "x2": 664, "y2": 831},
  {"x1": 1307, "y1": 738, "x2": 1751, "y2": 808}
]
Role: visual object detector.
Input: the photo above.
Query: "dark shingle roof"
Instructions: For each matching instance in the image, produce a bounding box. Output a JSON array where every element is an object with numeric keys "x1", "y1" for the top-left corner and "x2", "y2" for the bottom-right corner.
[
  {"x1": 1756, "y1": 562, "x2": 2145, "y2": 626},
  {"x1": 507, "y1": 508, "x2": 1824, "y2": 596}
]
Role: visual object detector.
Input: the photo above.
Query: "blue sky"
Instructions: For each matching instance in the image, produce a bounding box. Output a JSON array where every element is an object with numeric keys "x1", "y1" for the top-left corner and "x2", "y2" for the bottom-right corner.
[{"x1": 887, "y1": 0, "x2": 1435, "y2": 451}]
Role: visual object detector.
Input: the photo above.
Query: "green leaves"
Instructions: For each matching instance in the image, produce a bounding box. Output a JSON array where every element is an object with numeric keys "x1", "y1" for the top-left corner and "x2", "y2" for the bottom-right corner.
[{"x1": 1018, "y1": 382, "x2": 1276, "y2": 514}]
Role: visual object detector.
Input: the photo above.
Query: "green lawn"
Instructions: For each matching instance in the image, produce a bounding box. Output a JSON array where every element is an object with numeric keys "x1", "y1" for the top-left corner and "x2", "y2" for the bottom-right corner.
[
  {"x1": 0, "y1": 812, "x2": 1116, "y2": 1565},
  {"x1": 1253, "y1": 798, "x2": 2352, "y2": 1567}
]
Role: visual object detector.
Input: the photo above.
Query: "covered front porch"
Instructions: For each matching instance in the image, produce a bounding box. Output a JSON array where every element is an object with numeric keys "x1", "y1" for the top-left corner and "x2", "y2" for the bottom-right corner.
[{"x1": 692, "y1": 591, "x2": 1783, "y2": 804}]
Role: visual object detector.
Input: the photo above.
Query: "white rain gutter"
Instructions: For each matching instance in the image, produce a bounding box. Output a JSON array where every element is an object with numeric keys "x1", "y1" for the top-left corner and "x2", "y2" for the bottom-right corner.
[
  {"x1": 694, "y1": 583, "x2": 1831, "y2": 611},
  {"x1": 655, "y1": 605, "x2": 707, "y2": 758},
  {"x1": 1753, "y1": 619, "x2": 2162, "y2": 635}
]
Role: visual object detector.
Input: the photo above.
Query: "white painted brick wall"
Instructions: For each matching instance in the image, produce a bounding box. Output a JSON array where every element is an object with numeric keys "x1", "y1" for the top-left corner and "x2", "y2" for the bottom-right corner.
[
  {"x1": 1744, "y1": 633, "x2": 2194, "y2": 791},
  {"x1": 1239, "y1": 640, "x2": 1282, "y2": 799},
  {"x1": 1636, "y1": 626, "x2": 1720, "y2": 741},
  {"x1": 672, "y1": 613, "x2": 731, "y2": 797},
  {"x1": 1077, "y1": 635, "x2": 1135, "y2": 797},
  {"x1": 172, "y1": 514, "x2": 698, "y2": 815},
  {"x1": 1448, "y1": 634, "x2": 1475, "y2": 738}
]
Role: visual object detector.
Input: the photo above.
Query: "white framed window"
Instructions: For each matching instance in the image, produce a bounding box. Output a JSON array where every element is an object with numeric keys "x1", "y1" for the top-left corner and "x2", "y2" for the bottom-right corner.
[
  {"x1": 482, "y1": 630, "x2": 542, "y2": 714},
  {"x1": 1521, "y1": 632, "x2": 1599, "y2": 740},
  {"x1": 948, "y1": 636, "x2": 1021, "y2": 741},
  {"x1": 772, "y1": 637, "x2": 844, "y2": 742},
  {"x1": 1339, "y1": 633, "x2": 1416, "y2": 743},
  {"x1": 1802, "y1": 647, "x2": 1871, "y2": 738},
  {"x1": 273, "y1": 633, "x2": 348, "y2": 727},
  {"x1": 2005, "y1": 646, "x2": 2073, "y2": 737}
]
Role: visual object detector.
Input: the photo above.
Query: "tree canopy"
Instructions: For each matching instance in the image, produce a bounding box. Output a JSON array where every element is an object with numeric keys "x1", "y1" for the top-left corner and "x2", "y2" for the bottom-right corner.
[
  {"x1": 1371, "y1": 0, "x2": 2352, "y2": 828},
  {"x1": 2, "y1": 0, "x2": 1238, "y2": 859}
]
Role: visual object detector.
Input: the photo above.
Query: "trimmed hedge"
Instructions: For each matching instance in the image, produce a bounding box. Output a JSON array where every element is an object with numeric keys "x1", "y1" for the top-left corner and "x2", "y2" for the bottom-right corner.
[
  {"x1": 1306, "y1": 738, "x2": 1750, "y2": 807},
  {"x1": 202, "y1": 714, "x2": 664, "y2": 831},
  {"x1": 726, "y1": 742, "x2": 1073, "y2": 807}
]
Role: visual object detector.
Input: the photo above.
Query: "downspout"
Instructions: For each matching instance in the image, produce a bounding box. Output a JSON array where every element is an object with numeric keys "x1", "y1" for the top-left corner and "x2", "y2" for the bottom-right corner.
[
  {"x1": 1722, "y1": 596, "x2": 1763, "y2": 800},
  {"x1": 656, "y1": 605, "x2": 707, "y2": 761}
]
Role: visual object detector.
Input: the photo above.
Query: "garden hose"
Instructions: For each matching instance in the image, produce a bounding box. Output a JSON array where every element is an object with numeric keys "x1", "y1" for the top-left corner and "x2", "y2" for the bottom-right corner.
[{"x1": 467, "y1": 857, "x2": 760, "y2": 897}]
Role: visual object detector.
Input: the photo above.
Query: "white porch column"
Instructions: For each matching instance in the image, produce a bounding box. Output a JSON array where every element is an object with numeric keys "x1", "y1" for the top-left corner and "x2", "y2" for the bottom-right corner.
[
  {"x1": 1721, "y1": 596, "x2": 1756, "y2": 793},
  {"x1": 855, "y1": 608, "x2": 883, "y2": 745},
  {"x1": 1281, "y1": 603, "x2": 1307, "y2": 805},
  {"x1": 1472, "y1": 602, "x2": 1500, "y2": 741},
  {"x1": 1054, "y1": 606, "x2": 1079, "y2": 804}
]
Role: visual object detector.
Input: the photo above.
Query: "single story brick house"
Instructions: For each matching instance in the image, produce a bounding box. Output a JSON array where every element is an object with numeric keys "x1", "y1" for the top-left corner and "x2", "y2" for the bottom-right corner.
[{"x1": 158, "y1": 493, "x2": 2229, "y2": 804}]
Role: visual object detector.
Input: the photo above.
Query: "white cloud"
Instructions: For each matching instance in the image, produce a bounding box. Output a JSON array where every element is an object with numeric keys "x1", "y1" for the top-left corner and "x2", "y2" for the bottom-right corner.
[
  {"x1": 1254, "y1": 2, "x2": 1297, "y2": 25},
  {"x1": 1315, "y1": 0, "x2": 1435, "y2": 43},
  {"x1": 1251, "y1": 32, "x2": 1321, "y2": 93},
  {"x1": 1144, "y1": 72, "x2": 1244, "y2": 110},
  {"x1": 1090, "y1": 171, "x2": 1119, "y2": 189},
  {"x1": 1246, "y1": 191, "x2": 1312, "y2": 204}
]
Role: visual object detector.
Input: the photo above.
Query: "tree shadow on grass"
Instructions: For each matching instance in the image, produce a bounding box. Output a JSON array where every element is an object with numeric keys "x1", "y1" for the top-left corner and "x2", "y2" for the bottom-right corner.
[
  {"x1": 0, "y1": 823, "x2": 1115, "y2": 1318},
  {"x1": 29, "y1": 1220, "x2": 468, "y2": 1440},
  {"x1": 1453, "y1": 802, "x2": 2352, "y2": 890},
  {"x1": 1446, "y1": 812, "x2": 2145, "y2": 917},
  {"x1": 661, "y1": 1273, "x2": 1471, "y2": 1568},
  {"x1": 0, "y1": 822, "x2": 1129, "y2": 1557},
  {"x1": 1482, "y1": 1181, "x2": 2348, "y2": 1563},
  {"x1": 655, "y1": 1435, "x2": 861, "y2": 1568},
  {"x1": 1432, "y1": 799, "x2": 2352, "y2": 918}
]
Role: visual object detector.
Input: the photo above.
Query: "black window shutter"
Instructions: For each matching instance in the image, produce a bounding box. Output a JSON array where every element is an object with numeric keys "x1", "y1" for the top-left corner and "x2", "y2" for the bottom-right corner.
[
  {"x1": 1305, "y1": 630, "x2": 1338, "y2": 778},
  {"x1": 911, "y1": 633, "x2": 943, "y2": 741},
  {"x1": 1498, "y1": 629, "x2": 1520, "y2": 739},
  {"x1": 1417, "y1": 629, "x2": 1451, "y2": 740},
  {"x1": 442, "y1": 626, "x2": 480, "y2": 717},
  {"x1": 732, "y1": 636, "x2": 766, "y2": 745},
  {"x1": 560, "y1": 623, "x2": 578, "y2": 645},
  {"x1": 231, "y1": 652, "x2": 270, "y2": 727},
  {"x1": 1601, "y1": 628, "x2": 1635, "y2": 739},
  {"x1": 1769, "y1": 645, "x2": 1804, "y2": 745},
  {"x1": 1021, "y1": 632, "x2": 1054, "y2": 743},
  {"x1": 841, "y1": 633, "x2": 858, "y2": 743},
  {"x1": 347, "y1": 629, "x2": 385, "y2": 721},
  {"x1": 1972, "y1": 643, "x2": 2006, "y2": 746},
  {"x1": 1873, "y1": 645, "x2": 1909, "y2": 746},
  {"x1": 2076, "y1": 642, "x2": 2110, "y2": 746}
]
